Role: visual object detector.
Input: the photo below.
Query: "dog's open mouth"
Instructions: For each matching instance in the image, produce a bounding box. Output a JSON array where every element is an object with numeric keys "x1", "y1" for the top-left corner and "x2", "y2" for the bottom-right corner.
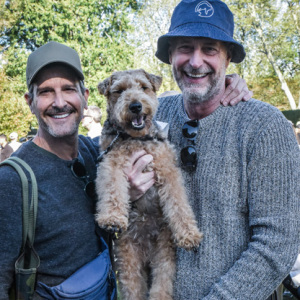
[{"x1": 131, "y1": 115, "x2": 146, "y2": 130}]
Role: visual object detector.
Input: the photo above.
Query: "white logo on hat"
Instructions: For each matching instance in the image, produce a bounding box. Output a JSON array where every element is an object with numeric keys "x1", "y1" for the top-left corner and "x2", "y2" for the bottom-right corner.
[{"x1": 195, "y1": 1, "x2": 214, "y2": 17}]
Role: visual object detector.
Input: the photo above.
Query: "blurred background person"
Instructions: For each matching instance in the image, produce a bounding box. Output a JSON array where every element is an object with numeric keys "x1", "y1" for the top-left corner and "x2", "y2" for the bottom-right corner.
[
  {"x1": 0, "y1": 134, "x2": 13, "y2": 162},
  {"x1": 82, "y1": 105, "x2": 103, "y2": 138},
  {"x1": 8, "y1": 132, "x2": 22, "y2": 152}
]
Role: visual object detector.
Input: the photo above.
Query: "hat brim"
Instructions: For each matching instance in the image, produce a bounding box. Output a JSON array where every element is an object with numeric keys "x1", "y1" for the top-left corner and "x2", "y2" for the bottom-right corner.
[
  {"x1": 29, "y1": 60, "x2": 84, "y2": 88},
  {"x1": 155, "y1": 23, "x2": 245, "y2": 64}
]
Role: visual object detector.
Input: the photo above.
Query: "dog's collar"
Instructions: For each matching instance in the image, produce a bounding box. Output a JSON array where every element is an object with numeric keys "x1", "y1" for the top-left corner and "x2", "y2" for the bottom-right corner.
[
  {"x1": 97, "y1": 128, "x2": 165, "y2": 163},
  {"x1": 97, "y1": 132, "x2": 121, "y2": 163},
  {"x1": 118, "y1": 131, "x2": 163, "y2": 142}
]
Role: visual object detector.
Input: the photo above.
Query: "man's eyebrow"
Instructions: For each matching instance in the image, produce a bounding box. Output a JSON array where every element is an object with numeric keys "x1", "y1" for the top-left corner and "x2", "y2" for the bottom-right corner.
[
  {"x1": 37, "y1": 86, "x2": 53, "y2": 93},
  {"x1": 62, "y1": 83, "x2": 77, "y2": 88}
]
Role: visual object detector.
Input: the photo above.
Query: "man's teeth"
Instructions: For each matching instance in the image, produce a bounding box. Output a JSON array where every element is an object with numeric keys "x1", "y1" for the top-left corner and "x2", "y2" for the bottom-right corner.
[
  {"x1": 187, "y1": 73, "x2": 207, "y2": 78},
  {"x1": 53, "y1": 113, "x2": 70, "y2": 119}
]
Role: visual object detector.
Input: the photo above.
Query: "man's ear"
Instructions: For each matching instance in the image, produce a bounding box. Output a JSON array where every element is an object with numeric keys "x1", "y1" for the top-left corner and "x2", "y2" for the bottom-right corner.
[
  {"x1": 24, "y1": 93, "x2": 34, "y2": 113},
  {"x1": 83, "y1": 88, "x2": 89, "y2": 109},
  {"x1": 169, "y1": 49, "x2": 173, "y2": 64},
  {"x1": 225, "y1": 55, "x2": 231, "y2": 68}
]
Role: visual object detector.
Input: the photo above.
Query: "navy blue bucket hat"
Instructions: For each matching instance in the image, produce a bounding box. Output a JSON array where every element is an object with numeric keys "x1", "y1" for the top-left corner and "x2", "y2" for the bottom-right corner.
[{"x1": 155, "y1": 0, "x2": 246, "y2": 64}]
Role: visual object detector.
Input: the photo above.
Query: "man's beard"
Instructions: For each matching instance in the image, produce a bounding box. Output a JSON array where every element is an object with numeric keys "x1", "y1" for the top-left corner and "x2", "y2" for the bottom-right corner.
[
  {"x1": 35, "y1": 106, "x2": 82, "y2": 138},
  {"x1": 172, "y1": 65, "x2": 224, "y2": 104}
]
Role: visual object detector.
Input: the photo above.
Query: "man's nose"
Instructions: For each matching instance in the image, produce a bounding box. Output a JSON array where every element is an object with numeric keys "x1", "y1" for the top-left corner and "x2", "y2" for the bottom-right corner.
[
  {"x1": 189, "y1": 49, "x2": 204, "y2": 69},
  {"x1": 53, "y1": 91, "x2": 66, "y2": 107}
]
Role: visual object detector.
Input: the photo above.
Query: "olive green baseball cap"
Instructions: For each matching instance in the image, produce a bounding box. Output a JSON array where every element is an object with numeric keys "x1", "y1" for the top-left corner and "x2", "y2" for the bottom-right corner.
[{"x1": 26, "y1": 41, "x2": 84, "y2": 88}]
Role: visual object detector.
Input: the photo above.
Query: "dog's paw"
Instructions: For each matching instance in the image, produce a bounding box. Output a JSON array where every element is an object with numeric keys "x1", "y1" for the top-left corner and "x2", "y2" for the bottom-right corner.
[
  {"x1": 175, "y1": 230, "x2": 203, "y2": 251},
  {"x1": 95, "y1": 214, "x2": 128, "y2": 233}
]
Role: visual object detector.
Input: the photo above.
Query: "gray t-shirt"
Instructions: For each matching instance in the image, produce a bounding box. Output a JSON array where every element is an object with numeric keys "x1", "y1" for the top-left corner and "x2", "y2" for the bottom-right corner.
[{"x1": 0, "y1": 136, "x2": 103, "y2": 299}]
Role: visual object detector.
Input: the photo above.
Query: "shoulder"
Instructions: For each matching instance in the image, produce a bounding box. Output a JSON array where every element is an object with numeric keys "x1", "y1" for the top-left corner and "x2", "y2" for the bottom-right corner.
[
  {"x1": 157, "y1": 94, "x2": 182, "y2": 109},
  {"x1": 78, "y1": 135, "x2": 100, "y2": 171},
  {"x1": 156, "y1": 94, "x2": 184, "y2": 121},
  {"x1": 0, "y1": 142, "x2": 37, "y2": 181},
  {"x1": 239, "y1": 98, "x2": 282, "y2": 114},
  {"x1": 235, "y1": 99, "x2": 299, "y2": 153},
  {"x1": 79, "y1": 135, "x2": 99, "y2": 154},
  {"x1": 231, "y1": 99, "x2": 289, "y2": 128},
  {"x1": 0, "y1": 161, "x2": 22, "y2": 181}
]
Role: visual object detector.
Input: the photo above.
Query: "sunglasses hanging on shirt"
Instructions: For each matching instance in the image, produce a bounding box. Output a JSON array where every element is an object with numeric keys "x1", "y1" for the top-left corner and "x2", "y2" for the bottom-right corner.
[
  {"x1": 181, "y1": 120, "x2": 198, "y2": 172},
  {"x1": 70, "y1": 158, "x2": 96, "y2": 199}
]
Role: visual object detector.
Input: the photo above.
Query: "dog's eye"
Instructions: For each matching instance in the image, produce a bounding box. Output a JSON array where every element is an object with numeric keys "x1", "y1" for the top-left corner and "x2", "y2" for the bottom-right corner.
[
  {"x1": 113, "y1": 90, "x2": 124, "y2": 94},
  {"x1": 142, "y1": 86, "x2": 149, "y2": 91}
]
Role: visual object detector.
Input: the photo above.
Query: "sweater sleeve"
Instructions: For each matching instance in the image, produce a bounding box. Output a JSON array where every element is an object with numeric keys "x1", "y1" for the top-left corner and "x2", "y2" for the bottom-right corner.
[
  {"x1": 203, "y1": 113, "x2": 300, "y2": 300},
  {"x1": 0, "y1": 165, "x2": 23, "y2": 299}
]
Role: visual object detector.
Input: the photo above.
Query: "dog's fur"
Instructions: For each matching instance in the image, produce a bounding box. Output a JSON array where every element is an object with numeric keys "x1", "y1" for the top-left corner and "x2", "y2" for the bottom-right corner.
[{"x1": 95, "y1": 69, "x2": 203, "y2": 300}]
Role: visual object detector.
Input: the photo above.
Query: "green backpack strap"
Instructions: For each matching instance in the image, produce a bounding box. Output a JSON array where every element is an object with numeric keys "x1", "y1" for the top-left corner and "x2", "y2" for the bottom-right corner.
[{"x1": 0, "y1": 157, "x2": 40, "y2": 300}]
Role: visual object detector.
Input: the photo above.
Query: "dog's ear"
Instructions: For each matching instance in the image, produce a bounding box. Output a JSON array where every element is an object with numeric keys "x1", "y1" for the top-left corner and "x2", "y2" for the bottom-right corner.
[
  {"x1": 144, "y1": 71, "x2": 163, "y2": 92},
  {"x1": 97, "y1": 77, "x2": 111, "y2": 96}
]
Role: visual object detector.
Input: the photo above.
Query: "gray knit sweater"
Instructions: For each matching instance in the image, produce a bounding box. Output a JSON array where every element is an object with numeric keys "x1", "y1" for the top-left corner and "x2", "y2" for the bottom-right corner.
[{"x1": 155, "y1": 95, "x2": 300, "y2": 300}]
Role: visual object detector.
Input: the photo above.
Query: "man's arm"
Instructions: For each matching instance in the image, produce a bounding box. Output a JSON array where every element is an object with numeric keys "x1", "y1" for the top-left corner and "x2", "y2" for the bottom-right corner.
[
  {"x1": 0, "y1": 166, "x2": 23, "y2": 299},
  {"x1": 203, "y1": 114, "x2": 300, "y2": 300}
]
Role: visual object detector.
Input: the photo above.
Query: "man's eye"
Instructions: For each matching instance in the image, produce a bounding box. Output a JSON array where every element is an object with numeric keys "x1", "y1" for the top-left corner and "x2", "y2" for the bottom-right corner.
[
  {"x1": 65, "y1": 87, "x2": 77, "y2": 92},
  {"x1": 178, "y1": 45, "x2": 192, "y2": 52},
  {"x1": 204, "y1": 47, "x2": 218, "y2": 54},
  {"x1": 39, "y1": 90, "x2": 50, "y2": 95}
]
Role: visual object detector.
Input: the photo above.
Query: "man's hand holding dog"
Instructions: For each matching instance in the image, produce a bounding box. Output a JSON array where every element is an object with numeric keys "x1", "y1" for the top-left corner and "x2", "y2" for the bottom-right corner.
[{"x1": 124, "y1": 150, "x2": 155, "y2": 201}]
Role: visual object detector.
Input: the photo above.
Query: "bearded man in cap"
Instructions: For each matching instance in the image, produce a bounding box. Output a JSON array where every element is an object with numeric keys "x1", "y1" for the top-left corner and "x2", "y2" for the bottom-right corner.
[
  {"x1": 147, "y1": 0, "x2": 300, "y2": 299},
  {"x1": 0, "y1": 41, "x2": 121, "y2": 299}
]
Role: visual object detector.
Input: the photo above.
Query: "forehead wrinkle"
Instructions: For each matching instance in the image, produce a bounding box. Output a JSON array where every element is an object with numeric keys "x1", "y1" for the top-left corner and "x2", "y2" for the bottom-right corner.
[
  {"x1": 111, "y1": 76, "x2": 134, "y2": 91},
  {"x1": 135, "y1": 76, "x2": 152, "y2": 89},
  {"x1": 111, "y1": 75, "x2": 148, "y2": 91}
]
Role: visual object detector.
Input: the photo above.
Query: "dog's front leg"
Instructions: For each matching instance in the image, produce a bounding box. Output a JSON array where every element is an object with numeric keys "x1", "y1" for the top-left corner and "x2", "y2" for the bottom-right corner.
[
  {"x1": 156, "y1": 164, "x2": 203, "y2": 250},
  {"x1": 95, "y1": 155, "x2": 130, "y2": 233}
]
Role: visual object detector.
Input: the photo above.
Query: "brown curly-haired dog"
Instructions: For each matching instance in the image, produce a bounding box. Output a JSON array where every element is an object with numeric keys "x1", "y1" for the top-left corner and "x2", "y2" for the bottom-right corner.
[{"x1": 95, "y1": 69, "x2": 203, "y2": 300}]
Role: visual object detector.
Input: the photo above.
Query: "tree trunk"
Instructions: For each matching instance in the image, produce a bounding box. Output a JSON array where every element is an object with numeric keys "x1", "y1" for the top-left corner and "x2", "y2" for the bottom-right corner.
[{"x1": 250, "y1": 3, "x2": 297, "y2": 110}]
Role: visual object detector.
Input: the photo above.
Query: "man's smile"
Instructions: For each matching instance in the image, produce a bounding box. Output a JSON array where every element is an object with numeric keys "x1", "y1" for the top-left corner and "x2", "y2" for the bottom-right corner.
[
  {"x1": 185, "y1": 72, "x2": 208, "y2": 79},
  {"x1": 51, "y1": 113, "x2": 71, "y2": 119}
]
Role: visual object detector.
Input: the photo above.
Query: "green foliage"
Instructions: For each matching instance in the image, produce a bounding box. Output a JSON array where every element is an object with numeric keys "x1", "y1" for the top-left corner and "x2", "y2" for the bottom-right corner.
[
  {"x1": 0, "y1": 0, "x2": 141, "y2": 133},
  {"x1": 0, "y1": 70, "x2": 35, "y2": 138},
  {"x1": 129, "y1": 0, "x2": 181, "y2": 95},
  {"x1": 225, "y1": 0, "x2": 300, "y2": 109},
  {"x1": 1, "y1": 0, "x2": 299, "y2": 130}
]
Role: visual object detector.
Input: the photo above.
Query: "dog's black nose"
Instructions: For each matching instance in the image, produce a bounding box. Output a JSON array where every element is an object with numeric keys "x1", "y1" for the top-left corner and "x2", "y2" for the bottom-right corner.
[{"x1": 129, "y1": 102, "x2": 142, "y2": 114}]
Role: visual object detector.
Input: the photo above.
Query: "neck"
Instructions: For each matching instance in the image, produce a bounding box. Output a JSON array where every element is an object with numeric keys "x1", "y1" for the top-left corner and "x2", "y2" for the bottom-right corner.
[
  {"x1": 33, "y1": 131, "x2": 78, "y2": 160},
  {"x1": 183, "y1": 86, "x2": 226, "y2": 120},
  {"x1": 184, "y1": 97, "x2": 221, "y2": 120}
]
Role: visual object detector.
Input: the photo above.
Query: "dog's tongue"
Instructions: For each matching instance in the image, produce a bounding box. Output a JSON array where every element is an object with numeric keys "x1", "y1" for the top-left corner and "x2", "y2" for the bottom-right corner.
[{"x1": 133, "y1": 116, "x2": 143, "y2": 126}]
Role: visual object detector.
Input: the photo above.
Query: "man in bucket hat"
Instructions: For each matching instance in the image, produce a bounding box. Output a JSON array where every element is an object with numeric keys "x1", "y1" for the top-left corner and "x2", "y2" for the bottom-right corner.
[{"x1": 147, "y1": 0, "x2": 300, "y2": 299}]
